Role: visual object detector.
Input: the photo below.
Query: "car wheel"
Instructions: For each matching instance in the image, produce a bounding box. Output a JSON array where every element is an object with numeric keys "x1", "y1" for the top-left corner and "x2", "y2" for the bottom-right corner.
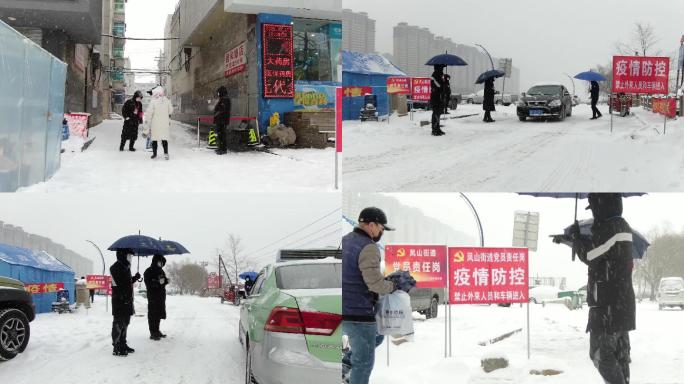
[
  {"x1": 426, "y1": 297, "x2": 439, "y2": 319},
  {"x1": 0, "y1": 308, "x2": 30, "y2": 361},
  {"x1": 245, "y1": 337, "x2": 256, "y2": 384},
  {"x1": 467, "y1": 99, "x2": 473, "y2": 104},
  {"x1": 518, "y1": 116, "x2": 526, "y2": 122},
  {"x1": 558, "y1": 106, "x2": 566, "y2": 121},
  {"x1": 221, "y1": 297, "x2": 225, "y2": 304},
  {"x1": 495, "y1": 100, "x2": 502, "y2": 105},
  {"x1": 567, "y1": 107, "x2": 572, "y2": 117},
  {"x1": 234, "y1": 296, "x2": 241, "y2": 306}
]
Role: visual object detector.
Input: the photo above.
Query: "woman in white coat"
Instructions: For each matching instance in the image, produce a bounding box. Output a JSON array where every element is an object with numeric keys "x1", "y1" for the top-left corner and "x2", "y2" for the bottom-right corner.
[{"x1": 145, "y1": 87, "x2": 174, "y2": 160}]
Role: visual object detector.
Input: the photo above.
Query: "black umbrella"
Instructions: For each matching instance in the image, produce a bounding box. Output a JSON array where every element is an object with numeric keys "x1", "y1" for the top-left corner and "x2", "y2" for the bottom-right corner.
[
  {"x1": 108, "y1": 234, "x2": 165, "y2": 275},
  {"x1": 425, "y1": 53, "x2": 468, "y2": 67},
  {"x1": 159, "y1": 240, "x2": 190, "y2": 255},
  {"x1": 475, "y1": 69, "x2": 505, "y2": 84},
  {"x1": 551, "y1": 219, "x2": 649, "y2": 259}
]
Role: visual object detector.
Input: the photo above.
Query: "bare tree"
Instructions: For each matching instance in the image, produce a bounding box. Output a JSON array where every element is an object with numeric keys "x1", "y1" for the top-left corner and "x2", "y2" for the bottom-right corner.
[
  {"x1": 165, "y1": 260, "x2": 208, "y2": 295},
  {"x1": 634, "y1": 226, "x2": 684, "y2": 300},
  {"x1": 615, "y1": 22, "x2": 662, "y2": 57},
  {"x1": 221, "y1": 234, "x2": 256, "y2": 286}
]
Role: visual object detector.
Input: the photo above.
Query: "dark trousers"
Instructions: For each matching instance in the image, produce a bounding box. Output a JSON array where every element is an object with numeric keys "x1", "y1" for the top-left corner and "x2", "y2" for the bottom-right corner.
[
  {"x1": 431, "y1": 109, "x2": 441, "y2": 132},
  {"x1": 151, "y1": 140, "x2": 168, "y2": 156},
  {"x1": 112, "y1": 315, "x2": 131, "y2": 349},
  {"x1": 590, "y1": 331, "x2": 631, "y2": 384},
  {"x1": 120, "y1": 138, "x2": 135, "y2": 151},
  {"x1": 484, "y1": 111, "x2": 493, "y2": 121},
  {"x1": 148, "y1": 315, "x2": 161, "y2": 336},
  {"x1": 217, "y1": 125, "x2": 228, "y2": 151},
  {"x1": 591, "y1": 100, "x2": 602, "y2": 118}
]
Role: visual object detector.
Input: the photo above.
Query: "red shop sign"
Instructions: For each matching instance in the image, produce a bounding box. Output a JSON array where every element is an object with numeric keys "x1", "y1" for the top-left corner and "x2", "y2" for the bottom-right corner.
[{"x1": 262, "y1": 23, "x2": 294, "y2": 98}]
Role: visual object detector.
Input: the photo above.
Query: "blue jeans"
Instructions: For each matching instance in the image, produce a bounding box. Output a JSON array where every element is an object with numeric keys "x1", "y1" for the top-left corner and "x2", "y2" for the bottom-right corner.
[{"x1": 342, "y1": 321, "x2": 384, "y2": 384}]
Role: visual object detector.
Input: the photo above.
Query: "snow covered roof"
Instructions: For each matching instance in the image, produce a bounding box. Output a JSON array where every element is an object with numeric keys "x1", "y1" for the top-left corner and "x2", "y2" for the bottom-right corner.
[
  {"x1": 342, "y1": 51, "x2": 406, "y2": 76},
  {"x1": 0, "y1": 243, "x2": 73, "y2": 273}
]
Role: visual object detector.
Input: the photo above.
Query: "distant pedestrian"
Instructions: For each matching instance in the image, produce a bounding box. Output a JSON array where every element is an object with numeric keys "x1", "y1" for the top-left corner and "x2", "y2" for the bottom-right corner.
[
  {"x1": 430, "y1": 65, "x2": 446, "y2": 136},
  {"x1": 442, "y1": 74, "x2": 452, "y2": 115},
  {"x1": 243, "y1": 275, "x2": 255, "y2": 296},
  {"x1": 120, "y1": 91, "x2": 144, "y2": 151},
  {"x1": 89, "y1": 287, "x2": 95, "y2": 303},
  {"x1": 144, "y1": 87, "x2": 174, "y2": 160},
  {"x1": 590, "y1": 81, "x2": 602, "y2": 119},
  {"x1": 110, "y1": 249, "x2": 141, "y2": 357},
  {"x1": 214, "y1": 86, "x2": 232, "y2": 155},
  {"x1": 483, "y1": 78, "x2": 496, "y2": 123},
  {"x1": 144, "y1": 254, "x2": 168, "y2": 340},
  {"x1": 75, "y1": 276, "x2": 90, "y2": 309}
]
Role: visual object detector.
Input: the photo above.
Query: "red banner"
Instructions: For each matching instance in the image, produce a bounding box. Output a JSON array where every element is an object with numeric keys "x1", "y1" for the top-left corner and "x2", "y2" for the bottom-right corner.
[
  {"x1": 652, "y1": 97, "x2": 677, "y2": 118},
  {"x1": 86, "y1": 275, "x2": 110, "y2": 290},
  {"x1": 342, "y1": 86, "x2": 373, "y2": 98},
  {"x1": 612, "y1": 56, "x2": 669, "y2": 94},
  {"x1": 207, "y1": 273, "x2": 222, "y2": 289},
  {"x1": 225, "y1": 41, "x2": 247, "y2": 78},
  {"x1": 25, "y1": 282, "x2": 65, "y2": 295},
  {"x1": 65, "y1": 113, "x2": 89, "y2": 139},
  {"x1": 262, "y1": 23, "x2": 294, "y2": 98},
  {"x1": 385, "y1": 245, "x2": 447, "y2": 288},
  {"x1": 411, "y1": 77, "x2": 431, "y2": 101},
  {"x1": 448, "y1": 247, "x2": 529, "y2": 304},
  {"x1": 336, "y1": 87, "x2": 342, "y2": 153},
  {"x1": 387, "y1": 77, "x2": 411, "y2": 94}
]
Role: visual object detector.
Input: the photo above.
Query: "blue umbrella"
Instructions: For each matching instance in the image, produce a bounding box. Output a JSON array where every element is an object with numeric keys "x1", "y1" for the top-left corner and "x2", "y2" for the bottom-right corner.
[
  {"x1": 425, "y1": 53, "x2": 468, "y2": 67},
  {"x1": 552, "y1": 219, "x2": 649, "y2": 259},
  {"x1": 239, "y1": 272, "x2": 259, "y2": 281},
  {"x1": 160, "y1": 240, "x2": 190, "y2": 255},
  {"x1": 574, "y1": 71, "x2": 607, "y2": 82},
  {"x1": 475, "y1": 69, "x2": 505, "y2": 84},
  {"x1": 108, "y1": 235, "x2": 165, "y2": 256}
]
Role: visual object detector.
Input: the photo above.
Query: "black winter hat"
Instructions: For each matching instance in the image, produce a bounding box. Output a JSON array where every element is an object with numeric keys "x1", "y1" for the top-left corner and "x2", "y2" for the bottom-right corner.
[
  {"x1": 358, "y1": 207, "x2": 394, "y2": 231},
  {"x1": 217, "y1": 86, "x2": 228, "y2": 97},
  {"x1": 586, "y1": 193, "x2": 623, "y2": 221}
]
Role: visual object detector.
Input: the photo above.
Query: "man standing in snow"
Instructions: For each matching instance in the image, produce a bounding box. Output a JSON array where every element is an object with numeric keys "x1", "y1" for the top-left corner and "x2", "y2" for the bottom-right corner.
[
  {"x1": 442, "y1": 74, "x2": 452, "y2": 115},
  {"x1": 590, "y1": 80, "x2": 603, "y2": 119},
  {"x1": 572, "y1": 193, "x2": 635, "y2": 384},
  {"x1": 214, "y1": 86, "x2": 232, "y2": 155},
  {"x1": 430, "y1": 65, "x2": 446, "y2": 136},
  {"x1": 144, "y1": 254, "x2": 169, "y2": 340},
  {"x1": 120, "y1": 91, "x2": 144, "y2": 151},
  {"x1": 110, "y1": 249, "x2": 141, "y2": 357},
  {"x1": 342, "y1": 207, "x2": 396, "y2": 384}
]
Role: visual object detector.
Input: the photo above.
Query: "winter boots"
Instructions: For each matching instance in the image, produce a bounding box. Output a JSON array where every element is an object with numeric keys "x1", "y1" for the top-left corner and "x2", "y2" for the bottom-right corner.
[{"x1": 112, "y1": 345, "x2": 134, "y2": 356}]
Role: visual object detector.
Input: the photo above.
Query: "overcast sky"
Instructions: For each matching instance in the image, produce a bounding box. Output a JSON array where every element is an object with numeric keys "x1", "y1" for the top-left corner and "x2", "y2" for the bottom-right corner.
[
  {"x1": 386, "y1": 193, "x2": 684, "y2": 288},
  {"x1": 0, "y1": 193, "x2": 341, "y2": 274},
  {"x1": 343, "y1": 0, "x2": 684, "y2": 91}
]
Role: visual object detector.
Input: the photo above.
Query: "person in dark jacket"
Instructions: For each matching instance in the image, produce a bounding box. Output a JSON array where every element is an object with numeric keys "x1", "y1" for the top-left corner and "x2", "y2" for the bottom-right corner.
[
  {"x1": 442, "y1": 74, "x2": 452, "y2": 115},
  {"x1": 590, "y1": 81, "x2": 602, "y2": 119},
  {"x1": 120, "y1": 91, "x2": 144, "y2": 151},
  {"x1": 342, "y1": 207, "x2": 396, "y2": 384},
  {"x1": 572, "y1": 193, "x2": 635, "y2": 384},
  {"x1": 483, "y1": 78, "x2": 496, "y2": 123},
  {"x1": 110, "y1": 249, "x2": 141, "y2": 356},
  {"x1": 430, "y1": 65, "x2": 446, "y2": 136},
  {"x1": 243, "y1": 276, "x2": 255, "y2": 296},
  {"x1": 144, "y1": 254, "x2": 168, "y2": 340},
  {"x1": 214, "y1": 86, "x2": 232, "y2": 155}
]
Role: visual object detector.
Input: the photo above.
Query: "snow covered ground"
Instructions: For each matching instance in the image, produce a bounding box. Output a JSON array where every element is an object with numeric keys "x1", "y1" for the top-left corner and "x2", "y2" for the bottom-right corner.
[
  {"x1": 1, "y1": 294, "x2": 246, "y2": 384},
  {"x1": 19, "y1": 119, "x2": 338, "y2": 193},
  {"x1": 372, "y1": 302, "x2": 684, "y2": 384},
  {"x1": 343, "y1": 104, "x2": 684, "y2": 192}
]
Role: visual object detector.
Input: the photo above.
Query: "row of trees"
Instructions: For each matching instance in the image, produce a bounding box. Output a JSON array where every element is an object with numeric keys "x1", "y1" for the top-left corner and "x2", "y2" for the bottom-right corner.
[{"x1": 634, "y1": 225, "x2": 684, "y2": 300}]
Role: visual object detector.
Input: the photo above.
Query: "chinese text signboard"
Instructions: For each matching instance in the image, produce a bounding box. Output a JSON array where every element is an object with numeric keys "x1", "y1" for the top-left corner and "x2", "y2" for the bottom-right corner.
[
  {"x1": 385, "y1": 245, "x2": 447, "y2": 288},
  {"x1": 207, "y1": 273, "x2": 222, "y2": 289},
  {"x1": 342, "y1": 86, "x2": 373, "y2": 98},
  {"x1": 448, "y1": 247, "x2": 529, "y2": 304},
  {"x1": 262, "y1": 23, "x2": 294, "y2": 98},
  {"x1": 612, "y1": 56, "x2": 669, "y2": 94},
  {"x1": 86, "y1": 275, "x2": 110, "y2": 290},
  {"x1": 387, "y1": 77, "x2": 411, "y2": 94},
  {"x1": 411, "y1": 78, "x2": 431, "y2": 102},
  {"x1": 24, "y1": 282, "x2": 65, "y2": 295},
  {"x1": 225, "y1": 41, "x2": 247, "y2": 78},
  {"x1": 652, "y1": 97, "x2": 677, "y2": 118},
  {"x1": 65, "y1": 113, "x2": 90, "y2": 139}
]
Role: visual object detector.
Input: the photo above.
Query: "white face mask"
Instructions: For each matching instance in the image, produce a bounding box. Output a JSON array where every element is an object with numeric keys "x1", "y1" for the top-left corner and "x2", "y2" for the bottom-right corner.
[
  {"x1": 127, "y1": 255, "x2": 133, "y2": 264},
  {"x1": 157, "y1": 262, "x2": 163, "y2": 268}
]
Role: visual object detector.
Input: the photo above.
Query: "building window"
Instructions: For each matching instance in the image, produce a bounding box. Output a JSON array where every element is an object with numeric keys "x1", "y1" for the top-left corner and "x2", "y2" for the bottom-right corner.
[
  {"x1": 113, "y1": 47, "x2": 124, "y2": 59},
  {"x1": 114, "y1": 0, "x2": 125, "y2": 13},
  {"x1": 113, "y1": 22, "x2": 126, "y2": 37},
  {"x1": 293, "y1": 19, "x2": 341, "y2": 83}
]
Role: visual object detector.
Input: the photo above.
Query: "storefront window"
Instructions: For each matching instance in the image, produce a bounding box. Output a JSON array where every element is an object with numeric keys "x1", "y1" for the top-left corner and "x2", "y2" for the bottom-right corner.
[{"x1": 293, "y1": 18, "x2": 341, "y2": 83}]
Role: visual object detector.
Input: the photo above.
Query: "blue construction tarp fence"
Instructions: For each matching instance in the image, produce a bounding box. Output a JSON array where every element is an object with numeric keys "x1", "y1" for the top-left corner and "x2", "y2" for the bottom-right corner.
[
  {"x1": 342, "y1": 51, "x2": 407, "y2": 121},
  {"x1": 0, "y1": 19, "x2": 67, "y2": 192},
  {"x1": 0, "y1": 243, "x2": 75, "y2": 313}
]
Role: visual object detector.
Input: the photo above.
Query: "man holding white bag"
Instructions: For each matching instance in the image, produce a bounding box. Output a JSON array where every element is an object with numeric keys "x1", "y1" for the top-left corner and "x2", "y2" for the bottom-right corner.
[{"x1": 342, "y1": 207, "x2": 396, "y2": 384}]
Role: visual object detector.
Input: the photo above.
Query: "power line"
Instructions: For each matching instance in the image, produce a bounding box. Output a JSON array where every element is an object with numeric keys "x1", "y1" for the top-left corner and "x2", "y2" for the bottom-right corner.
[
  {"x1": 251, "y1": 220, "x2": 341, "y2": 262},
  {"x1": 292, "y1": 229, "x2": 342, "y2": 249}
]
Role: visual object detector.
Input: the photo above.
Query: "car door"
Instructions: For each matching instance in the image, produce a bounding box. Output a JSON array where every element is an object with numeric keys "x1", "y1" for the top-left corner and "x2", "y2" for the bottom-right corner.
[
  {"x1": 243, "y1": 267, "x2": 269, "y2": 343},
  {"x1": 563, "y1": 87, "x2": 572, "y2": 111}
]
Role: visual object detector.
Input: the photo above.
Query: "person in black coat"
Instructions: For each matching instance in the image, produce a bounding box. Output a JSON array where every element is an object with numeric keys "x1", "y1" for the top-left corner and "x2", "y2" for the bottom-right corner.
[
  {"x1": 483, "y1": 78, "x2": 496, "y2": 123},
  {"x1": 430, "y1": 65, "x2": 446, "y2": 136},
  {"x1": 571, "y1": 193, "x2": 635, "y2": 384},
  {"x1": 120, "y1": 91, "x2": 144, "y2": 151},
  {"x1": 442, "y1": 74, "x2": 452, "y2": 115},
  {"x1": 110, "y1": 248, "x2": 141, "y2": 356},
  {"x1": 243, "y1": 275, "x2": 255, "y2": 296},
  {"x1": 144, "y1": 254, "x2": 169, "y2": 340},
  {"x1": 590, "y1": 81, "x2": 602, "y2": 119},
  {"x1": 214, "y1": 86, "x2": 232, "y2": 155}
]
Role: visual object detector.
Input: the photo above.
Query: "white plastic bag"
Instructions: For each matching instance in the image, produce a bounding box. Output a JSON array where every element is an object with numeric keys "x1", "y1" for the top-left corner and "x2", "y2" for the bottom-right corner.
[{"x1": 376, "y1": 290, "x2": 413, "y2": 338}]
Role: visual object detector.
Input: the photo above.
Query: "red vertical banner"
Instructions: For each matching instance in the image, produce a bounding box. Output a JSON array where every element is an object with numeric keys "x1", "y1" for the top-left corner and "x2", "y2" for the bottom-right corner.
[
  {"x1": 385, "y1": 245, "x2": 447, "y2": 288},
  {"x1": 612, "y1": 56, "x2": 670, "y2": 94},
  {"x1": 448, "y1": 247, "x2": 529, "y2": 304},
  {"x1": 262, "y1": 23, "x2": 294, "y2": 98},
  {"x1": 336, "y1": 87, "x2": 342, "y2": 153},
  {"x1": 411, "y1": 77, "x2": 431, "y2": 101}
]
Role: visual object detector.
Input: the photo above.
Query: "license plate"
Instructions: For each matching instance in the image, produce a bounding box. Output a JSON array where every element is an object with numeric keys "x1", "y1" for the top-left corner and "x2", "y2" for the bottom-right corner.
[{"x1": 530, "y1": 109, "x2": 543, "y2": 116}]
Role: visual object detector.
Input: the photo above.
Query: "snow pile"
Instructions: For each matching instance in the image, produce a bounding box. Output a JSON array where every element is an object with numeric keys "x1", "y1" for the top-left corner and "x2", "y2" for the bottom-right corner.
[{"x1": 342, "y1": 51, "x2": 406, "y2": 76}]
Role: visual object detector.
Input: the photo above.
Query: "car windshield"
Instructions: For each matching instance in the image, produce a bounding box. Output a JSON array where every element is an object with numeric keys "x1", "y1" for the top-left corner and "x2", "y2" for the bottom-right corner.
[
  {"x1": 660, "y1": 280, "x2": 684, "y2": 290},
  {"x1": 276, "y1": 263, "x2": 342, "y2": 289},
  {"x1": 527, "y1": 85, "x2": 561, "y2": 96}
]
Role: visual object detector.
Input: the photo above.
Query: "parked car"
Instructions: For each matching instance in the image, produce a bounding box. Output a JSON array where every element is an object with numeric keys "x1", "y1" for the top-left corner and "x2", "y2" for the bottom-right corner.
[
  {"x1": 657, "y1": 277, "x2": 684, "y2": 310},
  {"x1": 465, "y1": 90, "x2": 512, "y2": 106},
  {"x1": 409, "y1": 287, "x2": 445, "y2": 319},
  {"x1": 0, "y1": 276, "x2": 35, "y2": 361},
  {"x1": 239, "y1": 258, "x2": 342, "y2": 384},
  {"x1": 517, "y1": 83, "x2": 573, "y2": 121},
  {"x1": 529, "y1": 285, "x2": 561, "y2": 304}
]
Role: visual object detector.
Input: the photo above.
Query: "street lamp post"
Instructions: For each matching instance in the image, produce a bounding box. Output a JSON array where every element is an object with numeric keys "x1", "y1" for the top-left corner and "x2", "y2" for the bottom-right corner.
[
  {"x1": 564, "y1": 73, "x2": 576, "y2": 96},
  {"x1": 475, "y1": 44, "x2": 495, "y2": 71}
]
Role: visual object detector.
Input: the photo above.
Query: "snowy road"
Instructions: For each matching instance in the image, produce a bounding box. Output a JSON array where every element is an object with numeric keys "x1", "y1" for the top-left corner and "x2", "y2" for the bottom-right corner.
[
  {"x1": 343, "y1": 104, "x2": 684, "y2": 192},
  {"x1": 372, "y1": 302, "x2": 684, "y2": 384},
  {"x1": 1, "y1": 295, "x2": 245, "y2": 384},
  {"x1": 19, "y1": 119, "x2": 338, "y2": 193}
]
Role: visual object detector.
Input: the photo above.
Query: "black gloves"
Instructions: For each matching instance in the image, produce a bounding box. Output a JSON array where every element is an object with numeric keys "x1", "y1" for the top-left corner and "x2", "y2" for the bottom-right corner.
[
  {"x1": 133, "y1": 272, "x2": 141, "y2": 282},
  {"x1": 385, "y1": 271, "x2": 417, "y2": 293}
]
